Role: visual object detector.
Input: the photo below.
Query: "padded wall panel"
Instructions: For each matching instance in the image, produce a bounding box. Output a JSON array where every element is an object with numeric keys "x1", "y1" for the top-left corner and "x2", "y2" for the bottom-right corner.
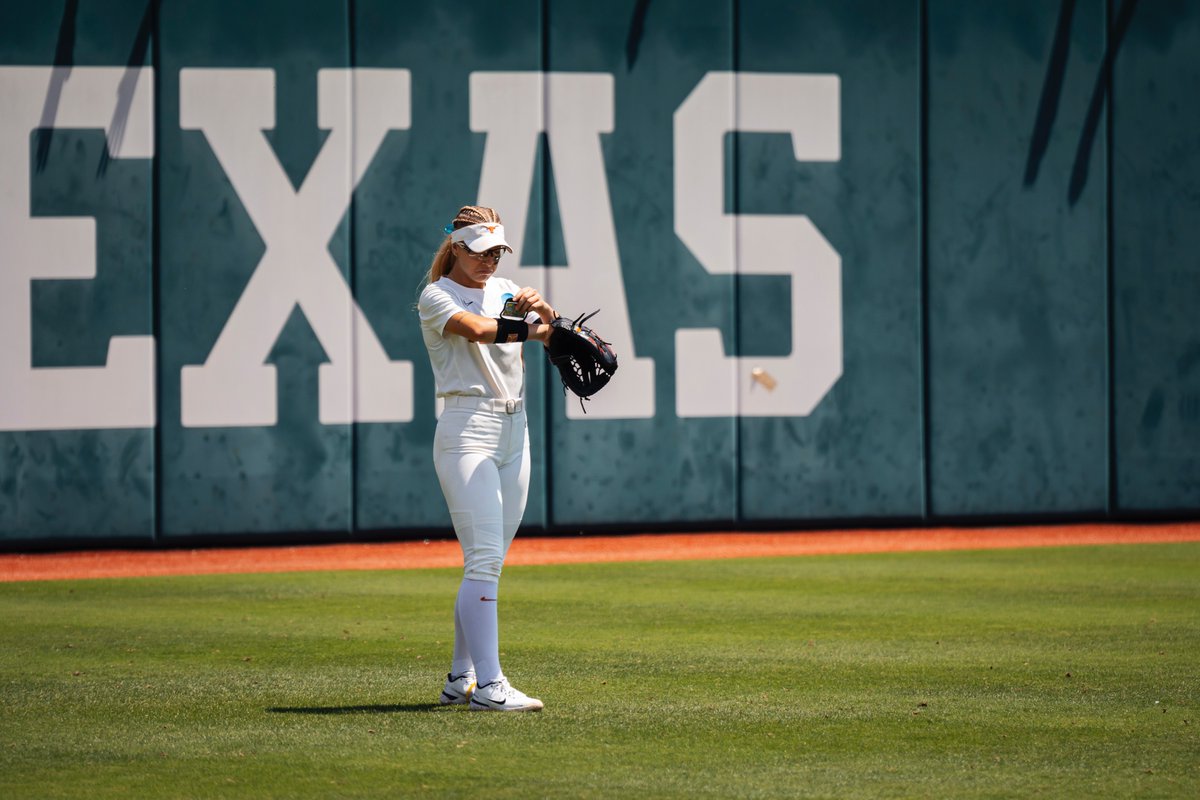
[
  {"x1": 158, "y1": 1, "x2": 354, "y2": 537},
  {"x1": 926, "y1": 0, "x2": 1108, "y2": 516},
  {"x1": 351, "y1": 0, "x2": 547, "y2": 533},
  {"x1": 736, "y1": 0, "x2": 923, "y2": 521},
  {"x1": 544, "y1": 0, "x2": 739, "y2": 526},
  {"x1": 0, "y1": 0, "x2": 155, "y2": 542},
  {"x1": 8, "y1": 1, "x2": 1200, "y2": 548},
  {"x1": 1112, "y1": 1, "x2": 1200, "y2": 511}
]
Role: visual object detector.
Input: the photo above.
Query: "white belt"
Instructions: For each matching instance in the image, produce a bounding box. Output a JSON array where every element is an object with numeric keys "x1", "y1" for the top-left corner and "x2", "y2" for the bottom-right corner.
[{"x1": 442, "y1": 395, "x2": 524, "y2": 415}]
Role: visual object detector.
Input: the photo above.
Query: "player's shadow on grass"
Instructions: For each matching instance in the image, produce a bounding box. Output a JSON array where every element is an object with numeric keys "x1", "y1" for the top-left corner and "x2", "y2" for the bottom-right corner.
[{"x1": 266, "y1": 703, "x2": 446, "y2": 714}]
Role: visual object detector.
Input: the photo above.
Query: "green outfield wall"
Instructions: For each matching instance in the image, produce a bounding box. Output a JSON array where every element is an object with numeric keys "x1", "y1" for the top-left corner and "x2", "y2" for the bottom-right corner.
[{"x1": 1, "y1": 0, "x2": 1197, "y2": 545}]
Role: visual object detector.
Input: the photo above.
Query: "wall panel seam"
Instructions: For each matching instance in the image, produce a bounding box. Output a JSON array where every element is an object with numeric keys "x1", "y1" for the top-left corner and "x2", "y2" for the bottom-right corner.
[
  {"x1": 1105, "y1": 0, "x2": 1116, "y2": 516},
  {"x1": 152, "y1": 0, "x2": 164, "y2": 544},
  {"x1": 918, "y1": 0, "x2": 931, "y2": 521}
]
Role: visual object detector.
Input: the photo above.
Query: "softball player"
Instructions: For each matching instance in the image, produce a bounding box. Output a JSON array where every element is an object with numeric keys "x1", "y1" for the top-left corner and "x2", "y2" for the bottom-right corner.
[{"x1": 417, "y1": 205, "x2": 558, "y2": 712}]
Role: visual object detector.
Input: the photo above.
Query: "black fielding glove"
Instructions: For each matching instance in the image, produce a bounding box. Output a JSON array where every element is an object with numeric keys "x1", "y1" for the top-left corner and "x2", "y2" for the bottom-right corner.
[{"x1": 545, "y1": 310, "x2": 618, "y2": 411}]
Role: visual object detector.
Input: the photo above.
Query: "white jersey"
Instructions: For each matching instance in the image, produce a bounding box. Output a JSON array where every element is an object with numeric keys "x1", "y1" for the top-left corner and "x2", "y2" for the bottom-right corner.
[{"x1": 418, "y1": 275, "x2": 536, "y2": 401}]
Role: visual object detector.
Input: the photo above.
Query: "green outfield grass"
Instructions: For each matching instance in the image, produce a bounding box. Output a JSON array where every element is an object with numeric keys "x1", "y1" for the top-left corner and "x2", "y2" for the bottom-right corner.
[{"x1": 1, "y1": 542, "x2": 1197, "y2": 799}]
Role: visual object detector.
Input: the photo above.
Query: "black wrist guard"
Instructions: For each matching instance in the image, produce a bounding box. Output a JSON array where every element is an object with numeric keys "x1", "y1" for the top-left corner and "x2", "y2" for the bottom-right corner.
[{"x1": 493, "y1": 316, "x2": 528, "y2": 344}]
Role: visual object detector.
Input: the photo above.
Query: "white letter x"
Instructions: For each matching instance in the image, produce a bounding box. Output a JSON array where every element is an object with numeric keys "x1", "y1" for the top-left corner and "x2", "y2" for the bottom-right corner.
[{"x1": 179, "y1": 68, "x2": 412, "y2": 427}]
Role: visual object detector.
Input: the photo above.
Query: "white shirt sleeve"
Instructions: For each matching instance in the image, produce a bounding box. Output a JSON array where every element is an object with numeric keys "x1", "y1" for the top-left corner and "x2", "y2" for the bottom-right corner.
[{"x1": 418, "y1": 283, "x2": 466, "y2": 338}]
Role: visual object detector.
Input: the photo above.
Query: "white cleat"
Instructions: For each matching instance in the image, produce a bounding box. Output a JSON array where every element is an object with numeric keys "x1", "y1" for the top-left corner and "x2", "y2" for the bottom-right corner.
[
  {"x1": 468, "y1": 678, "x2": 544, "y2": 712},
  {"x1": 439, "y1": 671, "x2": 477, "y2": 706}
]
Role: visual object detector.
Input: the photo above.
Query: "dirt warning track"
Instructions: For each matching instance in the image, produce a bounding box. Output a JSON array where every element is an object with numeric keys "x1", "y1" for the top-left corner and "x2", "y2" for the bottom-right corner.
[{"x1": 2, "y1": 521, "x2": 1198, "y2": 583}]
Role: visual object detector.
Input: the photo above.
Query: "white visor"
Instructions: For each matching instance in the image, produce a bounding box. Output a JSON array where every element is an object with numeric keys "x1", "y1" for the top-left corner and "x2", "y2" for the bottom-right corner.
[{"x1": 450, "y1": 222, "x2": 513, "y2": 253}]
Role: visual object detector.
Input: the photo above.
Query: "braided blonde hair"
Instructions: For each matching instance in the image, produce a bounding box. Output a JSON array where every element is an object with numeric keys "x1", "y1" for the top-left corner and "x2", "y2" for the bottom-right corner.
[{"x1": 425, "y1": 205, "x2": 504, "y2": 286}]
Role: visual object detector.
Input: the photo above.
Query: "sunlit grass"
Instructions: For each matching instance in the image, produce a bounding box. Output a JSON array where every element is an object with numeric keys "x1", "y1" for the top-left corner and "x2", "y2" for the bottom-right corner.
[{"x1": 1, "y1": 543, "x2": 1197, "y2": 798}]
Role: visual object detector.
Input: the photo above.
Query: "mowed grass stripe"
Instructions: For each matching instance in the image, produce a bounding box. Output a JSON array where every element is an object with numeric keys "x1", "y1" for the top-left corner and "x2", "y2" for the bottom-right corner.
[{"x1": 1, "y1": 543, "x2": 1197, "y2": 799}]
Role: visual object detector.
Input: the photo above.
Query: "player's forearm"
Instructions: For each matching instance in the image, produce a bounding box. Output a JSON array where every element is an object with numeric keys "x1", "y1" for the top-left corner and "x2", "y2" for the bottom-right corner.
[
  {"x1": 444, "y1": 311, "x2": 496, "y2": 343},
  {"x1": 528, "y1": 322, "x2": 552, "y2": 344},
  {"x1": 446, "y1": 311, "x2": 551, "y2": 344}
]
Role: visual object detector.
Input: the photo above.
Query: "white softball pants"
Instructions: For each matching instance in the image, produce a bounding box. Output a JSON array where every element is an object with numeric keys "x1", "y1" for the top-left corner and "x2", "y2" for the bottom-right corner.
[{"x1": 433, "y1": 401, "x2": 530, "y2": 582}]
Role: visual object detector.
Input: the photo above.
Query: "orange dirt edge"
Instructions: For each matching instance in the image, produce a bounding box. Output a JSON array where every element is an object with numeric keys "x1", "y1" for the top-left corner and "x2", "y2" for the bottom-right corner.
[{"x1": 2, "y1": 521, "x2": 1199, "y2": 582}]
